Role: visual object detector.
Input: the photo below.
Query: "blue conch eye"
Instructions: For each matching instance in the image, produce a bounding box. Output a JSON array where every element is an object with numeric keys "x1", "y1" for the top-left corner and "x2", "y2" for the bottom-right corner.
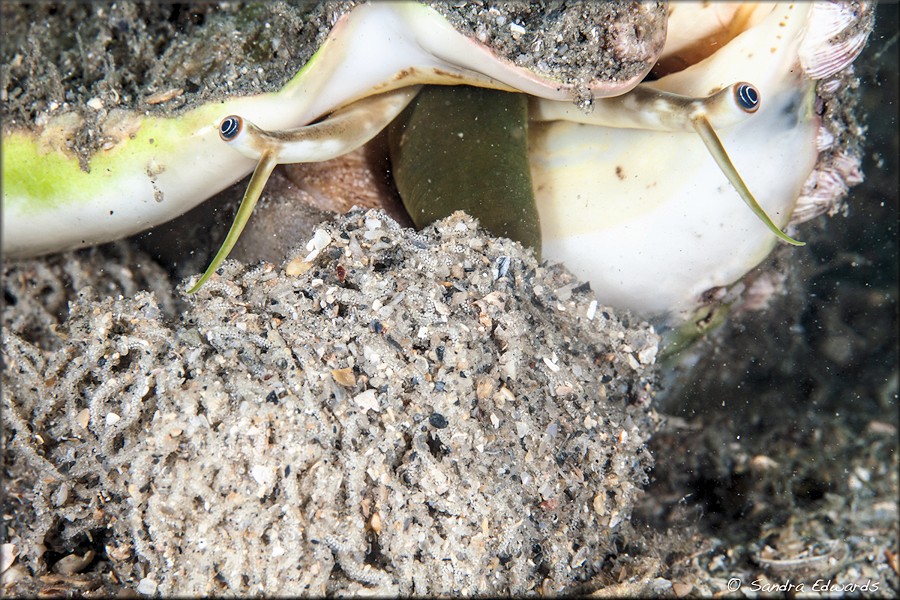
[
  {"x1": 219, "y1": 116, "x2": 242, "y2": 140},
  {"x1": 734, "y1": 83, "x2": 760, "y2": 113}
]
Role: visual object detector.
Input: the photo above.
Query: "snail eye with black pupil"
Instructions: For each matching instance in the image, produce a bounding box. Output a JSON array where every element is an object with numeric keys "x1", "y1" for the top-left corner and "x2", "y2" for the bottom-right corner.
[
  {"x1": 734, "y1": 83, "x2": 760, "y2": 113},
  {"x1": 219, "y1": 116, "x2": 242, "y2": 140}
]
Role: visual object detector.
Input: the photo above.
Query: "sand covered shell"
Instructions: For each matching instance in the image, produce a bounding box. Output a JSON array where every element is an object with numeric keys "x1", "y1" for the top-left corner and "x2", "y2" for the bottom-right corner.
[
  {"x1": 528, "y1": 2, "x2": 874, "y2": 319},
  {"x1": 0, "y1": 1, "x2": 875, "y2": 321},
  {"x1": 0, "y1": 1, "x2": 666, "y2": 256},
  {"x1": 4, "y1": 2, "x2": 871, "y2": 328}
]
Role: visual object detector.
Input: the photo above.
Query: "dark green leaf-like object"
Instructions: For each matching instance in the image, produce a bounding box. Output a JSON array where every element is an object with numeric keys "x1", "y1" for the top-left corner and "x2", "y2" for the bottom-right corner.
[{"x1": 389, "y1": 85, "x2": 542, "y2": 257}]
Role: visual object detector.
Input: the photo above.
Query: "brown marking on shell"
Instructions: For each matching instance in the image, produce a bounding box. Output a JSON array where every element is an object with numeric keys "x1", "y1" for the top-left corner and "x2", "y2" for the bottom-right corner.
[
  {"x1": 367, "y1": 65, "x2": 484, "y2": 95},
  {"x1": 431, "y1": 68, "x2": 466, "y2": 81},
  {"x1": 394, "y1": 68, "x2": 415, "y2": 82},
  {"x1": 281, "y1": 136, "x2": 408, "y2": 225},
  {"x1": 36, "y1": 112, "x2": 83, "y2": 155}
]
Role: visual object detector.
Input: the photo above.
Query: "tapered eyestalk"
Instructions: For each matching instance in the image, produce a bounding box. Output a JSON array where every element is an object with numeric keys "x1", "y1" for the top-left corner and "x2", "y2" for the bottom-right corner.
[
  {"x1": 533, "y1": 81, "x2": 803, "y2": 246},
  {"x1": 189, "y1": 88, "x2": 420, "y2": 292}
]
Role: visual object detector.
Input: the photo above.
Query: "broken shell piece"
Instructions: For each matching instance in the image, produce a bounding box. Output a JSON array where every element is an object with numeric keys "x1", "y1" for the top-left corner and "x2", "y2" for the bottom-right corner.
[
  {"x1": 136, "y1": 577, "x2": 158, "y2": 595},
  {"x1": 368, "y1": 511, "x2": 383, "y2": 535},
  {"x1": 331, "y1": 367, "x2": 356, "y2": 387},
  {"x1": 353, "y1": 389, "x2": 379, "y2": 412},
  {"x1": 105, "y1": 542, "x2": 133, "y2": 562},
  {"x1": 145, "y1": 88, "x2": 185, "y2": 105},
  {"x1": 0, "y1": 544, "x2": 17, "y2": 573},
  {"x1": 75, "y1": 409, "x2": 90, "y2": 429},
  {"x1": 798, "y1": 2, "x2": 875, "y2": 79},
  {"x1": 285, "y1": 257, "x2": 313, "y2": 277},
  {"x1": 52, "y1": 550, "x2": 95, "y2": 576}
]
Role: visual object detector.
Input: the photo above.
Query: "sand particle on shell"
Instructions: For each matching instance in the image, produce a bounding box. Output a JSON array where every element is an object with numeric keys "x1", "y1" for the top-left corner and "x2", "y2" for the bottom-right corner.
[
  {"x1": 1, "y1": 0, "x2": 665, "y2": 164},
  {"x1": 0, "y1": 1, "x2": 357, "y2": 163},
  {"x1": 2, "y1": 210, "x2": 660, "y2": 595},
  {"x1": 429, "y1": 0, "x2": 667, "y2": 108}
]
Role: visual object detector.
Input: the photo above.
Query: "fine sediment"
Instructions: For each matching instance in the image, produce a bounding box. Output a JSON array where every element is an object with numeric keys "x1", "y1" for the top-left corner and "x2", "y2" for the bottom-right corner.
[{"x1": 2, "y1": 210, "x2": 660, "y2": 595}]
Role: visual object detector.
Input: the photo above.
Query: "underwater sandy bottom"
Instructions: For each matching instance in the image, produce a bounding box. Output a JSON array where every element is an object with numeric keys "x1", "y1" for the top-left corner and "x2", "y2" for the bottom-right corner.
[
  {"x1": 3, "y1": 210, "x2": 666, "y2": 595},
  {"x1": 2, "y1": 172, "x2": 896, "y2": 596},
  {"x1": 2, "y1": 197, "x2": 895, "y2": 595},
  {"x1": 2, "y1": 3, "x2": 898, "y2": 598}
]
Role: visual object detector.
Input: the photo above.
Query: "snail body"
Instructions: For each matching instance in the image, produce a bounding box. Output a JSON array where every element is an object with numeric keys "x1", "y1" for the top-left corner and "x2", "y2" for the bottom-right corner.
[{"x1": 1, "y1": 1, "x2": 872, "y2": 321}]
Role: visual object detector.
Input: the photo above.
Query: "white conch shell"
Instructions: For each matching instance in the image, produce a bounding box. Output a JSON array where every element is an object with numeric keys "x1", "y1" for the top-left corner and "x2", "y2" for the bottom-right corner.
[
  {"x1": 1, "y1": 1, "x2": 657, "y2": 260},
  {"x1": 530, "y1": 3, "x2": 821, "y2": 319}
]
